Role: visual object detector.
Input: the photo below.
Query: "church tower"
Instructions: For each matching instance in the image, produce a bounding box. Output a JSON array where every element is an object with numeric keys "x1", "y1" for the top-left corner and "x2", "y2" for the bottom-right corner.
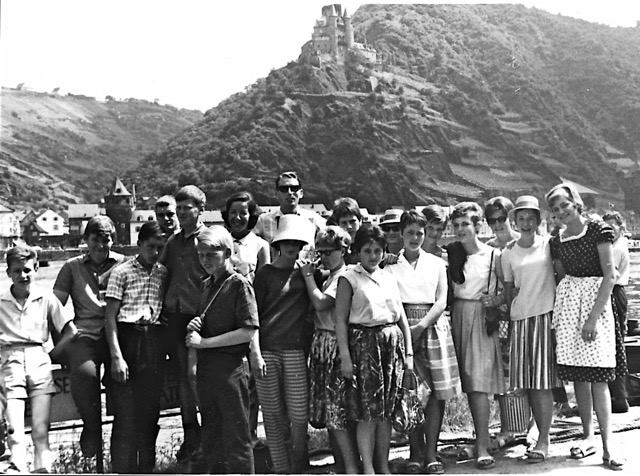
[
  {"x1": 328, "y1": 4, "x2": 339, "y2": 59},
  {"x1": 104, "y1": 176, "x2": 134, "y2": 245}
]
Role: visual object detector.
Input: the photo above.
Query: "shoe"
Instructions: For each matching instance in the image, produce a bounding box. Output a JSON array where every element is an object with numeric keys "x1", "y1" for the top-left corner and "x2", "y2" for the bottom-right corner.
[
  {"x1": 602, "y1": 456, "x2": 625, "y2": 471},
  {"x1": 569, "y1": 442, "x2": 596, "y2": 459},
  {"x1": 405, "y1": 461, "x2": 424, "y2": 474},
  {"x1": 79, "y1": 427, "x2": 100, "y2": 458},
  {"x1": 476, "y1": 456, "x2": 496, "y2": 470},
  {"x1": 526, "y1": 449, "x2": 546, "y2": 464},
  {"x1": 425, "y1": 461, "x2": 444, "y2": 474}
]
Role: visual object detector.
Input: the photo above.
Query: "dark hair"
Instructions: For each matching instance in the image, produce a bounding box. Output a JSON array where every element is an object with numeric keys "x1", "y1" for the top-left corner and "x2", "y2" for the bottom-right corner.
[
  {"x1": 484, "y1": 196, "x2": 514, "y2": 218},
  {"x1": 175, "y1": 185, "x2": 206, "y2": 208},
  {"x1": 331, "y1": 197, "x2": 362, "y2": 222},
  {"x1": 602, "y1": 211, "x2": 624, "y2": 226},
  {"x1": 450, "y1": 202, "x2": 483, "y2": 226},
  {"x1": 316, "y1": 226, "x2": 351, "y2": 250},
  {"x1": 275, "y1": 171, "x2": 301, "y2": 189},
  {"x1": 400, "y1": 210, "x2": 427, "y2": 233},
  {"x1": 6, "y1": 245, "x2": 37, "y2": 269},
  {"x1": 222, "y1": 191, "x2": 262, "y2": 230},
  {"x1": 545, "y1": 183, "x2": 584, "y2": 214},
  {"x1": 422, "y1": 205, "x2": 448, "y2": 226},
  {"x1": 137, "y1": 221, "x2": 164, "y2": 243},
  {"x1": 353, "y1": 225, "x2": 386, "y2": 253},
  {"x1": 83, "y1": 216, "x2": 116, "y2": 240},
  {"x1": 154, "y1": 195, "x2": 176, "y2": 210}
]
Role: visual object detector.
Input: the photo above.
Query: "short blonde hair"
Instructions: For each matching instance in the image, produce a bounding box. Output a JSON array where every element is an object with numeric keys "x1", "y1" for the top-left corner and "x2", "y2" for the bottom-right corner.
[
  {"x1": 545, "y1": 183, "x2": 584, "y2": 213},
  {"x1": 197, "y1": 226, "x2": 233, "y2": 252}
]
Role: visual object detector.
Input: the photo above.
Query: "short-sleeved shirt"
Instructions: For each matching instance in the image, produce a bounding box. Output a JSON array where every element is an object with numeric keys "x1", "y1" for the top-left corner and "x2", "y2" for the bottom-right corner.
[
  {"x1": 197, "y1": 270, "x2": 259, "y2": 357},
  {"x1": 160, "y1": 223, "x2": 208, "y2": 315},
  {"x1": 314, "y1": 266, "x2": 349, "y2": 332},
  {"x1": 612, "y1": 236, "x2": 630, "y2": 286},
  {"x1": 230, "y1": 232, "x2": 269, "y2": 283},
  {"x1": 385, "y1": 249, "x2": 446, "y2": 304},
  {"x1": 106, "y1": 258, "x2": 168, "y2": 325},
  {"x1": 453, "y1": 245, "x2": 499, "y2": 301},
  {"x1": 254, "y1": 207, "x2": 326, "y2": 261},
  {"x1": 53, "y1": 251, "x2": 126, "y2": 339},
  {"x1": 550, "y1": 219, "x2": 614, "y2": 277},
  {"x1": 253, "y1": 264, "x2": 311, "y2": 351},
  {"x1": 0, "y1": 286, "x2": 72, "y2": 349},
  {"x1": 341, "y1": 264, "x2": 405, "y2": 326},
  {"x1": 501, "y1": 235, "x2": 556, "y2": 320}
]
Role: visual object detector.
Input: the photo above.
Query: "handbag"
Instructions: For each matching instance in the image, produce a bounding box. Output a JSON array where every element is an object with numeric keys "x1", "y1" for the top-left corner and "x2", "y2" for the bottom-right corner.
[
  {"x1": 392, "y1": 371, "x2": 426, "y2": 434},
  {"x1": 484, "y1": 250, "x2": 501, "y2": 336}
]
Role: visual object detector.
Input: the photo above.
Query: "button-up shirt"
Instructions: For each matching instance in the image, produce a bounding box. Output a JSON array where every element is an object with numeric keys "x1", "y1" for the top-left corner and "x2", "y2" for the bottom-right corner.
[
  {"x1": 0, "y1": 286, "x2": 72, "y2": 349},
  {"x1": 106, "y1": 258, "x2": 168, "y2": 325},
  {"x1": 160, "y1": 223, "x2": 208, "y2": 315}
]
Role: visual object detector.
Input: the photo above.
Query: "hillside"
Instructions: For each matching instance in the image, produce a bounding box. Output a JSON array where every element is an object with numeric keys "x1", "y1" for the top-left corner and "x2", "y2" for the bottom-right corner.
[
  {"x1": 128, "y1": 4, "x2": 640, "y2": 212},
  {"x1": 0, "y1": 88, "x2": 202, "y2": 210}
]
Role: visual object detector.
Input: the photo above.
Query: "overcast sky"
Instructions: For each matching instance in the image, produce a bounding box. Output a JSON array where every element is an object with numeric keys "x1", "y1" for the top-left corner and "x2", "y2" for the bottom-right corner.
[{"x1": 2, "y1": 1, "x2": 640, "y2": 112}]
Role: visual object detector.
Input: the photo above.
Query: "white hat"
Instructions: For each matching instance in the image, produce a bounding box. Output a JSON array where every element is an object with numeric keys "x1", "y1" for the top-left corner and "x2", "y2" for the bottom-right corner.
[
  {"x1": 379, "y1": 209, "x2": 403, "y2": 226},
  {"x1": 271, "y1": 214, "x2": 314, "y2": 246}
]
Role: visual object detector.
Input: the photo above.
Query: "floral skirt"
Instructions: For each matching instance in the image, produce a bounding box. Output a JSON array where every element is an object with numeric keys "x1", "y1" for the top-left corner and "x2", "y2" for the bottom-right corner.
[
  {"x1": 345, "y1": 323, "x2": 405, "y2": 422},
  {"x1": 404, "y1": 304, "x2": 461, "y2": 401},
  {"x1": 308, "y1": 330, "x2": 348, "y2": 431}
]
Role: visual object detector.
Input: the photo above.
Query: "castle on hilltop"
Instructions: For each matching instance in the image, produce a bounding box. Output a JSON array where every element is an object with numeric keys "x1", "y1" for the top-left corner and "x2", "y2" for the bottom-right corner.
[{"x1": 299, "y1": 4, "x2": 377, "y2": 67}]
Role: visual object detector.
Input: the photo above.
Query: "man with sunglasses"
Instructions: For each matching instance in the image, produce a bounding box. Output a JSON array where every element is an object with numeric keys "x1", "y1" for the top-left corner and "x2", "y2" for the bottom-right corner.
[
  {"x1": 379, "y1": 208, "x2": 404, "y2": 255},
  {"x1": 254, "y1": 171, "x2": 326, "y2": 261}
]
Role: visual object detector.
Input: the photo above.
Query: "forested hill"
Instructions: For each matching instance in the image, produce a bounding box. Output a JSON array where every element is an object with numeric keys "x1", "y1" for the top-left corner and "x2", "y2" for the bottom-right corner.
[
  {"x1": 130, "y1": 4, "x2": 640, "y2": 212},
  {"x1": 0, "y1": 88, "x2": 202, "y2": 210}
]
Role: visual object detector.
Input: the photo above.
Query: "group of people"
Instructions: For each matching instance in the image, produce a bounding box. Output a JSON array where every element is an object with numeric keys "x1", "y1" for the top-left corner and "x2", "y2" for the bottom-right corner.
[{"x1": 0, "y1": 170, "x2": 631, "y2": 474}]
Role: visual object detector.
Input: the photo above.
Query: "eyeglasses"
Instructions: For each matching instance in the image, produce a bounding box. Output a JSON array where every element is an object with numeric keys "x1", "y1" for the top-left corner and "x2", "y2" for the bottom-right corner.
[
  {"x1": 486, "y1": 216, "x2": 508, "y2": 225},
  {"x1": 316, "y1": 249, "x2": 339, "y2": 257},
  {"x1": 277, "y1": 185, "x2": 301, "y2": 193},
  {"x1": 380, "y1": 225, "x2": 400, "y2": 232}
]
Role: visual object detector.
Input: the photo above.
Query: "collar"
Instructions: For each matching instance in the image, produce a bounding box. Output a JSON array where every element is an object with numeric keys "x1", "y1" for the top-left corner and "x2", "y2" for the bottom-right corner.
[
  {"x1": 206, "y1": 269, "x2": 233, "y2": 288},
  {"x1": 83, "y1": 252, "x2": 118, "y2": 265},
  {"x1": 133, "y1": 256, "x2": 159, "y2": 273},
  {"x1": 181, "y1": 222, "x2": 205, "y2": 240},
  {"x1": 0, "y1": 286, "x2": 45, "y2": 306}
]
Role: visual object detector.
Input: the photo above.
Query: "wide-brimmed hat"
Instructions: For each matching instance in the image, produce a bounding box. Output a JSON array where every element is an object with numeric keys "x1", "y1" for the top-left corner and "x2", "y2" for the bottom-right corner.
[
  {"x1": 271, "y1": 214, "x2": 314, "y2": 246},
  {"x1": 510, "y1": 195, "x2": 540, "y2": 220},
  {"x1": 379, "y1": 209, "x2": 403, "y2": 226}
]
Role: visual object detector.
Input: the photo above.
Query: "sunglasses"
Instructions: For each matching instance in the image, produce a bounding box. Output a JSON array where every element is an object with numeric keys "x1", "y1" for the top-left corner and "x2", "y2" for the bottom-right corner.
[
  {"x1": 486, "y1": 216, "x2": 508, "y2": 225},
  {"x1": 277, "y1": 185, "x2": 301, "y2": 193},
  {"x1": 380, "y1": 225, "x2": 400, "y2": 232},
  {"x1": 316, "y1": 249, "x2": 339, "y2": 257}
]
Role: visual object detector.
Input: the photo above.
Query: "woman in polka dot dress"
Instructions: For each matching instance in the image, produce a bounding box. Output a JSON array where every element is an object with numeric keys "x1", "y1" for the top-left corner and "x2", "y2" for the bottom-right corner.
[{"x1": 546, "y1": 183, "x2": 624, "y2": 470}]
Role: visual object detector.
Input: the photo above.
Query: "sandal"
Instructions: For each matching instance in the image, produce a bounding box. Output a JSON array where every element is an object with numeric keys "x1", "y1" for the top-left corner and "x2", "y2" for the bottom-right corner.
[
  {"x1": 425, "y1": 461, "x2": 444, "y2": 474},
  {"x1": 569, "y1": 442, "x2": 596, "y2": 459},
  {"x1": 476, "y1": 456, "x2": 496, "y2": 470},
  {"x1": 526, "y1": 449, "x2": 546, "y2": 464},
  {"x1": 406, "y1": 461, "x2": 424, "y2": 474},
  {"x1": 602, "y1": 457, "x2": 625, "y2": 471}
]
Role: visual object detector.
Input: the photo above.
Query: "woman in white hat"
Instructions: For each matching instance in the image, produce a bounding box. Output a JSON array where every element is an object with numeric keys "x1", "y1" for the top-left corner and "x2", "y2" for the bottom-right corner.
[
  {"x1": 501, "y1": 196, "x2": 561, "y2": 463},
  {"x1": 379, "y1": 209, "x2": 404, "y2": 256},
  {"x1": 251, "y1": 214, "x2": 315, "y2": 473},
  {"x1": 545, "y1": 183, "x2": 623, "y2": 470}
]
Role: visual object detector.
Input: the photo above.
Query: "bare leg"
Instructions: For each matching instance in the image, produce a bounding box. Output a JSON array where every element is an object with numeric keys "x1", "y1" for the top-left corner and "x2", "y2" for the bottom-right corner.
[
  {"x1": 574, "y1": 381, "x2": 595, "y2": 443},
  {"x1": 425, "y1": 398, "x2": 445, "y2": 464},
  {"x1": 373, "y1": 421, "x2": 392, "y2": 474},
  {"x1": 591, "y1": 382, "x2": 615, "y2": 460},
  {"x1": 408, "y1": 423, "x2": 426, "y2": 463},
  {"x1": 30, "y1": 394, "x2": 52, "y2": 472},
  {"x1": 357, "y1": 421, "x2": 376, "y2": 474},
  {"x1": 331, "y1": 428, "x2": 359, "y2": 474},
  {"x1": 5, "y1": 399, "x2": 27, "y2": 472},
  {"x1": 467, "y1": 392, "x2": 491, "y2": 458},
  {"x1": 528, "y1": 389, "x2": 553, "y2": 454}
]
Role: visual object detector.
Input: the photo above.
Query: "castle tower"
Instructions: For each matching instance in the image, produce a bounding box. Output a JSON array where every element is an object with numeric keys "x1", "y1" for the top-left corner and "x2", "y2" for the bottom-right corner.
[
  {"x1": 328, "y1": 4, "x2": 338, "y2": 59},
  {"x1": 104, "y1": 176, "x2": 134, "y2": 245},
  {"x1": 344, "y1": 8, "x2": 354, "y2": 49}
]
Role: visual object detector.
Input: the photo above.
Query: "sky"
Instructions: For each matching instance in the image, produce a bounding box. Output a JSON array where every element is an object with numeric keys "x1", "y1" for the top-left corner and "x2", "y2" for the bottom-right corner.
[{"x1": 2, "y1": 1, "x2": 640, "y2": 112}]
